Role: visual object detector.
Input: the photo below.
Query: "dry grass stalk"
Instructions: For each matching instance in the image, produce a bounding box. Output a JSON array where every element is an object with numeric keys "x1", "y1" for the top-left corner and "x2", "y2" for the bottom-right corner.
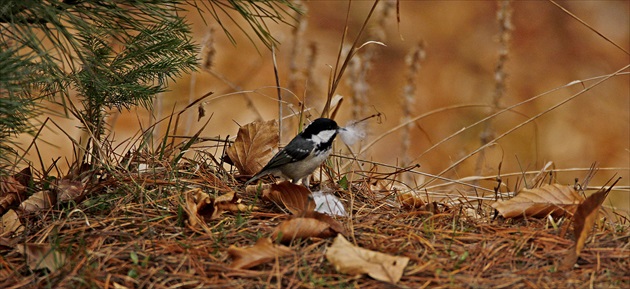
[
  {"x1": 475, "y1": 0, "x2": 513, "y2": 178},
  {"x1": 346, "y1": 1, "x2": 392, "y2": 122},
  {"x1": 401, "y1": 41, "x2": 426, "y2": 184}
]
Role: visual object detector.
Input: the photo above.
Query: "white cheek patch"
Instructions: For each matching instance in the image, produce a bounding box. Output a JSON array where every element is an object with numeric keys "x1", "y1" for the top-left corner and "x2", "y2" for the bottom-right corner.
[{"x1": 313, "y1": 129, "x2": 337, "y2": 143}]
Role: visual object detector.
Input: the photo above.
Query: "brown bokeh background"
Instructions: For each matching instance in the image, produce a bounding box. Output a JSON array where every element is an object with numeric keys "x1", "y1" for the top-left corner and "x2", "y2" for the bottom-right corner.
[{"x1": 23, "y1": 1, "x2": 629, "y2": 210}]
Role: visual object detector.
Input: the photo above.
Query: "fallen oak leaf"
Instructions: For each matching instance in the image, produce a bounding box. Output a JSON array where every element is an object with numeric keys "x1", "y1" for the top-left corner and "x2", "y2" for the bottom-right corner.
[
  {"x1": 227, "y1": 119, "x2": 279, "y2": 176},
  {"x1": 271, "y1": 211, "x2": 345, "y2": 243},
  {"x1": 491, "y1": 184, "x2": 584, "y2": 218},
  {"x1": 228, "y1": 237, "x2": 293, "y2": 269},
  {"x1": 15, "y1": 243, "x2": 67, "y2": 272},
  {"x1": 262, "y1": 181, "x2": 315, "y2": 215},
  {"x1": 325, "y1": 235, "x2": 409, "y2": 284},
  {"x1": 559, "y1": 177, "x2": 620, "y2": 270}
]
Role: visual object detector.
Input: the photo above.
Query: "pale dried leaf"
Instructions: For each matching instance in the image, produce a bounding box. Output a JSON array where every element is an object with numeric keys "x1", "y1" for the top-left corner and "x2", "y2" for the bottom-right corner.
[
  {"x1": 263, "y1": 181, "x2": 315, "y2": 215},
  {"x1": 325, "y1": 235, "x2": 409, "y2": 284},
  {"x1": 227, "y1": 119, "x2": 279, "y2": 175},
  {"x1": 18, "y1": 191, "x2": 56, "y2": 212},
  {"x1": 1, "y1": 209, "x2": 23, "y2": 237},
  {"x1": 15, "y1": 243, "x2": 66, "y2": 272},
  {"x1": 491, "y1": 184, "x2": 584, "y2": 218},
  {"x1": 228, "y1": 237, "x2": 293, "y2": 269},
  {"x1": 57, "y1": 179, "x2": 85, "y2": 203}
]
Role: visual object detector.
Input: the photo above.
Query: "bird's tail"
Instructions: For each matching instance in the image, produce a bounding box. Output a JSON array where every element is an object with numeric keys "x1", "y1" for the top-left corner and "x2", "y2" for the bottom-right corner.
[{"x1": 244, "y1": 173, "x2": 263, "y2": 186}]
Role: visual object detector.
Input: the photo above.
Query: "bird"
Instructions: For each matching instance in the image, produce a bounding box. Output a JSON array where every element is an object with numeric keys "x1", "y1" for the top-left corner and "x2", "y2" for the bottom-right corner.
[{"x1": 245, "y1": 118, "x2": 339, "y2": 187}]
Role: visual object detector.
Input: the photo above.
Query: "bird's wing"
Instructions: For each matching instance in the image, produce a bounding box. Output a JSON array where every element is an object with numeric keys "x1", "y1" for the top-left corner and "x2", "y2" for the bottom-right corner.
[
  {"x1": 245, "y1": 136, "x2": 316, "y2": 185},
  {"x1": 261, "y1": 136, "x2": 313, "y2": 170},
  {"x1": 245, "y1": 138, "x2": 313, "y2": 185}
]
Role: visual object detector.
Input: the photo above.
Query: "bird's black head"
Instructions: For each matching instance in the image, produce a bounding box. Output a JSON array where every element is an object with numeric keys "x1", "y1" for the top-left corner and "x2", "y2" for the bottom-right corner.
[{"x1": 301, "y1": 118, "x2": 339, "y2": 139}]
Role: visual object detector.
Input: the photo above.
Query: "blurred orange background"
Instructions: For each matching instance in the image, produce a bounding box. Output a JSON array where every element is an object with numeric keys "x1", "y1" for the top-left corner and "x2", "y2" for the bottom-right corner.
[{"x1": 24, "y1": 1, "x2": 629, "y2": 210}]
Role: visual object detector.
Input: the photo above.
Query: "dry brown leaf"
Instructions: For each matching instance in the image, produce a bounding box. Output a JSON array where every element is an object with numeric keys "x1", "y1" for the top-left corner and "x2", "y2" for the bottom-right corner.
[
  {"x1": 325, "y1": 235, "x2": 409, "y2": 284},
  {"x1": 227, "y1": 237, "x2": 293, "y2": 269},
  {"x1": 491, "y1": 184, "x2": 584, "y2": 218},
  {"x1": 56, "y1": 179, "x2": 85, "y2": 203},
  {"x1": 262, "y1": 181, "x2": 315, "y2": 215},
  {"x1": 183, "y1": 188, "x2": 212, "y2": 228},
  {"x1": 15, "y1": 243, "x2": 66, "y2": 272},
  {"x1": 560, "y1": 179, "x2": 619, "y2": 270},
  {"x1": 226, "y1": 119, "x2": 279, "y2": 176},
  {"x1": 18, "y1": 190, "x2": 56, "y2": 212},
  {"x1": 397, "y1": 191, "x2": 426, "y2": 209},
  {"x1": 182, "y1": 188, "x2": 250, "y2": 229},
  {"x1": 271, "y1": 211, "x2": 345, "y2": 243},
  {"x1": 1, "y1": 209, "x2": 23, "y2": 237},
  {"x1": 0, "y1": 174, "x2": 28, "y2": 215},
  {"x1": 214, "y1": 191, "x2": 250, "y2": 216}
]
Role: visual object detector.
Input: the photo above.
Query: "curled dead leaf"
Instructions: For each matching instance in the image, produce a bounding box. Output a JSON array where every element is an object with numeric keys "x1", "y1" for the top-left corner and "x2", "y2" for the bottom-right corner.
[
  {"x1": 182, "y1": 188, "x2": 250, "y2": 229},
  {"x1": 325, "y1": 235, "x2": 409, "y2": 284},
  {"x1": 228, "y1": 237, "x2": 293, "y2": 269},
  {"x1": 262, "y1": 181, "x2": 315, "y2": 215},
  {"x1": 560, "y1": 178, "x2": 619, "y2": 270},
  {"x1": 226, "y1": 119, "x2": 279, "y2": 176},
  {"x1": 183, "y1": 188, "x2": 212, "y2": 228},
  {"x1": 15, "y1": 243, "x2": 66, "y2": 272},
  {"x1": 271, "y1": 211, "x2": 346, "y2": 243},
  {"x1": 491, "y1": 184, "x2": 584, "y2": 218}
]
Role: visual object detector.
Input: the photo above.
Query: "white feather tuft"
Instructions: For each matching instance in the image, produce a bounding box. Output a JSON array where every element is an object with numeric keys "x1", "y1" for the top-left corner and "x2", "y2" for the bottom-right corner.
[
  {"x1": 312, "y1": 190, "x2": 346, "y2": 216},
  {"x1": 338, "y1": 121, "x2": 366, "y2": 145}
]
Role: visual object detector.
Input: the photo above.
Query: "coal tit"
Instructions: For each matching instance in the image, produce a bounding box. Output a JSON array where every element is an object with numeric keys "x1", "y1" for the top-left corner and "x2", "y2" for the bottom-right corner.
[{"x1": 245, "y1": 118, "x2": 339, "y2": 187}]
